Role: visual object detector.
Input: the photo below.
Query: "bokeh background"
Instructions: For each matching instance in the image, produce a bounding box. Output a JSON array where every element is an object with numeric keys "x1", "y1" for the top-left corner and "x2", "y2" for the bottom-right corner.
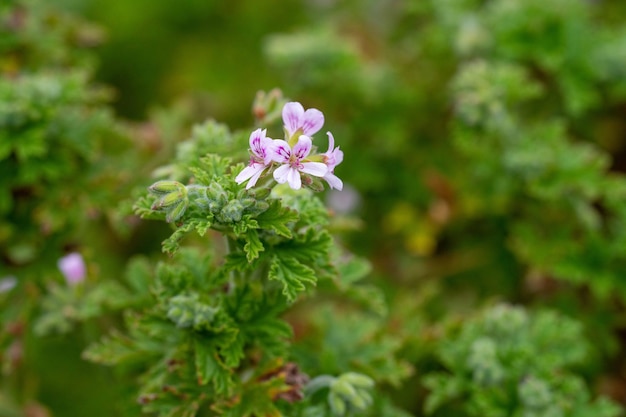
[{"x1": 4, "y1": 0, "x2": 626, "y2": 415}]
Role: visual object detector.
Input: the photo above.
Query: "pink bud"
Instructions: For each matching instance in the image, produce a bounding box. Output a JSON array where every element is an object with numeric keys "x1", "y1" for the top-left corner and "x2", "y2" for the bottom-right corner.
[{"x1": 57, "y1": 252, "x2": 86, "y2": 285}]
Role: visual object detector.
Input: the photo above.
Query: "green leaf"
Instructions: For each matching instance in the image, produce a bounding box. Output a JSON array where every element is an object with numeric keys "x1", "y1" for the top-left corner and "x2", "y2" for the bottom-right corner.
[
  {"x1": 244, "y1": 229, "x2": 264, "y2": 262},
  {"x1": 162, "y1": 222, "x2": 195, "y2": 254},
  {"x1": 255, "y1": 199, "x2": 299, "y2": 238},
  {"x1": 83, "y1": 331, "x2": 148, "y2": 366},
  {"x1": 275, "y1": 228, "x2": 333, "y2": 264},
  {"x1": 269, "y1": 255, "x2": 317, "y2": 302},
  {"x1": 224, "y1": 251, "x2": 260, "y2": 272},
  {"x1": 194, "y1": 337, "x2": 232, "y2": 394},
  {"x1": 337, "y1": 257, "x2": 372, "y2": 285}
]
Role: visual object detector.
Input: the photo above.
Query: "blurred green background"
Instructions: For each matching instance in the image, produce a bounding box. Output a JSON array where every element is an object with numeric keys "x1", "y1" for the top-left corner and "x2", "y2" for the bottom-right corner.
[{"x1": 5, "y1": 0, "x2": 626, "y2": 415}]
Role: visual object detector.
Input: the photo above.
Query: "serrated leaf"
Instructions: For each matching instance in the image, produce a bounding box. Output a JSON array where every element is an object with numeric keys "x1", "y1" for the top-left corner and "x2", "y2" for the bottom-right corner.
[
  {"x1": 244, "y1": 229, "x2": 264, "y2": 262},
  {"x1": 198, "y1": 154, "x2": 232, "y2": 178},
  {"x1": 194, "y1": 337, "x2": 232, "y2": 394},
  {"x1": 162, "y1": 222, "x2": 195, "y2": 254},
  {"x1": 275, "y1": 228, "x2": 333, "y2": 264},
  {"x1": 269, "y1": 255, "x2": 317, "y2": 302},
  {"x1": 83, "y1": 331, "x2": 146, "y2": 366},
  {"x1": 224, "y1": 251, "x2": 260, "y2": 272},
  {"x1": 255, "y1": 199, "x2": 299, "y2": 238},
  {"x1": 188, "y1": 166, "x2": 212, "y2": 186},
  {"x1": 194, "y1": 218, "x2": 213, "y2": 236},
  {"x1": 134, "y1": 196, "x2": 167, "y2": 221}
]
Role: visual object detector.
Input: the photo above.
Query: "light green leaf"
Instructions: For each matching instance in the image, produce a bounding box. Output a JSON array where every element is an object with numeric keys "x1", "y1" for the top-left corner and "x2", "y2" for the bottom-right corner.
[
  {"x1": 269, "y1": 255, "x2": 317, "y2": 302},
  {"x1": 244, "y1": 229, "x2": 264, "y2": 262}
]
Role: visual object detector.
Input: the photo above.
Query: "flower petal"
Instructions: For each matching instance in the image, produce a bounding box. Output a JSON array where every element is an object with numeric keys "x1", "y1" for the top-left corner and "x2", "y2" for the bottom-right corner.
[
  {"x1": 301, "y1": 108, "x2": 324, "y2": 136},
  {"x1": 287, "y1": 167, "x2": 302, "y2": 190},
  {"x1": 273, "y1": 164, "x2": 291, "y2": 184},
  {"x1": 261, "y1": 136, "x2": 275, "y2": 165},
  {"x1": 282, "y1": 102, "x2": 304, "y2": 136},
  {"x1": 326, "y1": 132, "x2": 335, "y2": 153},
  {"x1": 332, "y1": 147, "x2": 344, "y2": 167},
  {"x1": 236, "y1": 163, "x2": 264, "y2": 184},
  {"x1": 300, "y1": 162, "x2": 327, "y2": 177},
  {"x1": 324, "y1": 173, "x2": 343, "y2": 191},
  {"x1": 249, "y1": 128, "x2": 266, "y2": 157},
  {"x1": 293, "y1": 135, "x2": 312, "y2": 160},
  {"x1": 246, "y1": 166, "x2": 265, "y2": 189},
  {"x1": 271, "y1": 140, "x2": 291, "y2": 163}
]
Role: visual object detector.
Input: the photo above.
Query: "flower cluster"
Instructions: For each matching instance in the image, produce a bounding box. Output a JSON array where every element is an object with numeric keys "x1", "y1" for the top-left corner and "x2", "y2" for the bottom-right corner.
[{"x1": 236, "y1": 102, "x2": 343, "y2": 191}]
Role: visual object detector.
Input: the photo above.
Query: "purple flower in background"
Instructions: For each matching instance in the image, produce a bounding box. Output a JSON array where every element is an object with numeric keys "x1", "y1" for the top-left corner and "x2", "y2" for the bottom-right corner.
[
  {"x1": 272, "y1": 135, "x2": 327, "y2": 190},
  {"x1": 236, "y1": 128, "x2": 275, "y2": 189},
  {"x1": 0, "y1": 276, "x2": 17, "y2": 293},
  {"x1": 58, "y1": 252, "x2": 86, "y2": 285},
  {"x1": 322, "y1": 132, "x2": 344, "y2": 191},
  {"x1": 282, "y1": 102, "x2": 324, "y2": 140}
]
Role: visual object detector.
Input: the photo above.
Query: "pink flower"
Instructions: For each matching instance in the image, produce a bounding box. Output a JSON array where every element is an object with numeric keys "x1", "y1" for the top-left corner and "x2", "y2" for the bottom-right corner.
[
  {"x1": 282, "y1": 102, "x2": 325, "y2": 140},
  {"x1": 272, "y1": 135, "x2": 327, "y2": 190},
  {"x1": 322, "y1": 132, "x2": 344, "y2": 191},
  {"x1": 58, "y1": 252, "x2": 86, "y2": 285},
  {"x1": 235, "y1": 128, "x2": 275, "y2": 189}
]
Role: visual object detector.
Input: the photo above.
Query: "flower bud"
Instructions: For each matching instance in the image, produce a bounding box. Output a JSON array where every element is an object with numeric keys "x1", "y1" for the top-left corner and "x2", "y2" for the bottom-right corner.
[
  {"x1": 165, "y1": 200, "x2": 187, "y2": 223},
  {"x1": 328, "y1": 391, "x2": 346, "y2": 416},
  {"x1": 341, "y1": 372, "x2": 374, "y2": 389},
  {"x1": 239, "y1": 198, "x2": 255, "y2": 209},
  {"x1": 148, "y1": 180, "x2": 184, "y2": 195},
  {"x1": 220, "y1": 200, "x2": 244, "y2": 223},
  {"x1": 152, "y1": 190, "x2": 186, "y2": 210},
  {"x1": 331, "y1": 379, "x2": 357, "y2": 399}
]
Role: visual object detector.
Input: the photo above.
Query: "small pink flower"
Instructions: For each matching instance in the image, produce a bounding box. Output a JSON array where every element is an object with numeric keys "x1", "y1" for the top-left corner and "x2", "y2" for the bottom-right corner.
[
  {"x1": 58, "y1": 252, "x2": 86, "y2": 285},
  {"x1": 272, "y1": 136, "x2": 327, "y2": 190},
  {"x1": 282, "y1": 102, "x2": 325, "y2": 139},
  {"x1": 236, "y1": 128, "x2": 275, "y2": 189},
  {"x1": 322, "y1": 132, "x2": 344, "y2": 191},
  {"x1": 0, "y1": 276, "x2": 17, "y2": 293}
]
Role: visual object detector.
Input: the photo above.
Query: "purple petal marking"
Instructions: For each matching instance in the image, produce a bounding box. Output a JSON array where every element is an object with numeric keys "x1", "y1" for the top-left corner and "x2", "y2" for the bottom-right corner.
[
  {"x1": 271, "y1": 140, "x2": 292, "y2": 163},
  {"x1": 293, "y1": 135, "x2": 312, "y2": 160},
  {"x1": 249, "y1": 129, "x2": 266, "y2": 157},
  {"x1": 282, "y1": 102, "x2": 304, "y2": 136},
  {"x1": 301, "y1": 108, "x2": 324, "y2": 136}
]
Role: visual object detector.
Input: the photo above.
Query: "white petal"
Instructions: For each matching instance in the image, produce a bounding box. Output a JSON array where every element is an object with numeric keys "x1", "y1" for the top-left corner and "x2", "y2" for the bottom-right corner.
[
  {"x1": 333, "y1": 147, "x2": 344, "y2": 166},
  {"x1": 246, "y1": 168, "x2": 264, "y2": 189},
  {"x1": 282, "y1": 102, "x2": 304, "y2": 136},
  {"x1": 273, "y1": 164, "x2": 291, "y2": 184},
  {"x1": 261, "y1": 136, "x2": 275, "y2": 165},
  {"x1": 249, "y1": 128, "x2": 267, "y2": 157},
  {"x1": 236, "y1": 164, "x2": 264, "y2": 184},
  {"x1": 293, "y1": 135, "x2": 312, "y2": 160},
  {"x1": 324, "y1": 173, "x2": 343, "y2": 190},
  {"x1": 326, "y1": 132, "x2": 335, "y2": 153},
  {"x1": 271, "y1": 140, "x2": 291, "y2": 163},
  {"x1": 300, "y1": 162, "x2": 327, "y2": 177},
  {"x1": 287, "y1": 167, "x2": 302, "y2": 190},
  {"x1": 301, "y1": 108, "x2": 324, "y2": 136}
]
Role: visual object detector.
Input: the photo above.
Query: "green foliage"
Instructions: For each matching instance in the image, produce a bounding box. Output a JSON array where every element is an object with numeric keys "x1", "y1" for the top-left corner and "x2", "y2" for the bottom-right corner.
[
  {"x1": 81, "y1": 88, "x2": 406, "y2": 416},
  {"x1": 423, "y1": 304, "x2": 622, "y2": 417},
  {"x1": 6, "y1": 0, "x2": 626, "y2": 416}
]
